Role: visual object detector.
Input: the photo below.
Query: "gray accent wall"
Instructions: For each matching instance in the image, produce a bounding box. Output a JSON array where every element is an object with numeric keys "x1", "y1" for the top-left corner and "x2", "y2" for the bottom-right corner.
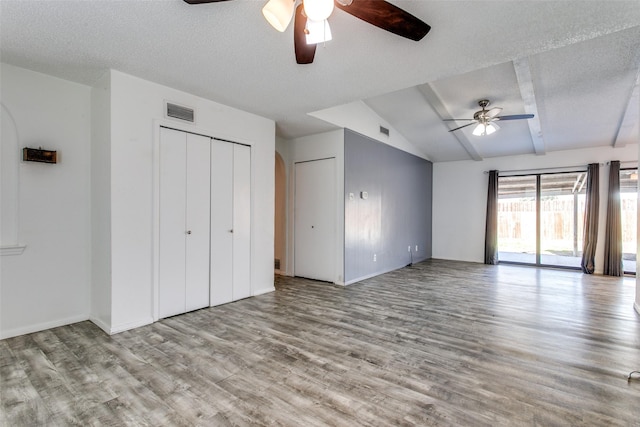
[{"x1": 344, "y1": 129, "x2": 432, "y2": 284}]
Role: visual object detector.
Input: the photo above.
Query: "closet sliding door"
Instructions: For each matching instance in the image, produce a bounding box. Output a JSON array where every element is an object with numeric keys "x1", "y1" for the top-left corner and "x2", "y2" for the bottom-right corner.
[
  {"x1": 158, "y1": 128, "x2": 210, "y2": 319},
  {"x1": 158, "y1": 128, "x2": 251, "y2": 317},
  {"x1": 184, "y1": 134, "x2": 212, "y2": 311},
  {"x1": 210, "y1": 140, "x2": 251, "y2": 306},
  {"x1": 232, "y1": 144, "x2": 251, "y2": 300},
  {"x1": 210, "y1": 140, "x2": 234, "y2": 306}
]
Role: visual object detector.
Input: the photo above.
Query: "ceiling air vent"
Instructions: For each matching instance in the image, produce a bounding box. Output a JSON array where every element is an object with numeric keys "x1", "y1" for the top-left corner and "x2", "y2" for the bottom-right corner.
[
  {"x1": 379, "y1": 125, "x2": 390, "y2": 137},
  {"x1": 166, "y1": 102, "x2": 195, "y2": 123}
]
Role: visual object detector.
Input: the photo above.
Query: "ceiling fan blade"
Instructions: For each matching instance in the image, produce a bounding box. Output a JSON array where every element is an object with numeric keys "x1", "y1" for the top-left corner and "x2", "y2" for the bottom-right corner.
[
  {"x1": 443, "y1": 118, "x2": 475, "y2": 122},
  {"x1": 495, "y1": 114, "x2": 535, "y2": 121},
  {"x1": 486, "y1": 107, "x2": 502, "y2": 118},
  {"x1": 294, "y1": 4, "x2": 316, "y2": 64},
  {"x1": 183, "y1": 0, "x2": 233, "y2": 4},
  {"x1": 335, "y1": 0, "x2": 431, "y2": 41},
  {"x1": 448, "y1": 122, "x2": 476, "y2": 132}
]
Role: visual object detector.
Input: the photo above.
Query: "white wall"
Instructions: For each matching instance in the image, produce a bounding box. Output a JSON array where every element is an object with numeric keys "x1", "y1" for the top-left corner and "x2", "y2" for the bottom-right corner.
[
  {"x1": 1, "y1": 103, "x2": 20, "y2": 249},
  {"x1": 433, "y1": 144, "x2": 638, "y2": 275},
  {"x1": 105, "y1": 70, "x2": 275, "y2": 333},
  {"x1": 90, "y1": 71, "x2": 112, "y2": 332},
  {"x1": 285, "y1": 130, "x2": 345, "y2": 284},
  {"x1": 0, "y1": 63, "x2": 92, "y2": 339}
]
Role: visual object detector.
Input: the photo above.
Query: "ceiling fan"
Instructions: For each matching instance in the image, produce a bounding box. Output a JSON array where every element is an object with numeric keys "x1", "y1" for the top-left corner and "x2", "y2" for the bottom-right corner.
[
  {"x1": 445, "y1": 99, "x2": 535, "y2": 136},
  {"x1": 183, "y1": 0, "x2": 431, "y2": 64}
]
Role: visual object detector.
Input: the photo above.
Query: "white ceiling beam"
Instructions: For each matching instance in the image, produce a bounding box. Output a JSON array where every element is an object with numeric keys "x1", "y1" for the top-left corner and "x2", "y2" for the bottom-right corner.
[
  {"x1": 418, "y1": 84, "x2": 483, "y2": 161},
  {"x1": 613, "y1": 68, "x2": 640, "y2": 148},
  {"x1": 513, "y1": 57, "x2": 545, "y2": 155}
]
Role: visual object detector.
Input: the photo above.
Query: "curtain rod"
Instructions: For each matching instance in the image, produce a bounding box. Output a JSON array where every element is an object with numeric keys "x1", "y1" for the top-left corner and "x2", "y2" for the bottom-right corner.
[
  {"x1": 484, "y1": 164, "x2": 596, "y2": 175},
  {"x1": 609, "y1": 161, "x2": 638, "y2": 167},
  {"x1": 484, "y1": 161, "x2": 637, "y2": 174}
]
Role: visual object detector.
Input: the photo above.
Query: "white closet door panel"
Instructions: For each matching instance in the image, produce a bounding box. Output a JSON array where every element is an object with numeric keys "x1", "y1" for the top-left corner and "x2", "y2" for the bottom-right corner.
[
  {"x1": 210, "y1": 140, "x2": 234, "y2": 306},
  {"x1": 233, "y1": 144, "x2": 251, "y2": 300},
  {"x1": 185, "y1": 133, "x2": 211, "y2": 312},
  {"x1": 159, "y1": 128, "x2": 187, "y2": 318},
  {"x1": 294, "y1": 158, "x2": 336, "y2": 282}
]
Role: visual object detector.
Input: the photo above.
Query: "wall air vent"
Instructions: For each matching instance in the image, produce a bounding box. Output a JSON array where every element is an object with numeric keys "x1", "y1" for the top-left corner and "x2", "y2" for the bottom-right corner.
[
  {"x1": 379, "y1": 126, "x2": 390, "y2": 137},
  {"x1": 166, "y1": 102, "x2": 195, "y2": 123}
]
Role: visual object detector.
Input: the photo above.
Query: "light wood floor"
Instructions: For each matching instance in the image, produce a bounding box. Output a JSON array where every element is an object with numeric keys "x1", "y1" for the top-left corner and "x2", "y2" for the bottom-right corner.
[{"x1": 2, "y1": 259, "x2": 639, "y2": 426}]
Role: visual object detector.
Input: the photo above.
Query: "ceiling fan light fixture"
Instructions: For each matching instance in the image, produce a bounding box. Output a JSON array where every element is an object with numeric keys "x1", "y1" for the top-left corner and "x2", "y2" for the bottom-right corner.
[
  {"x1": 305, "y1": 19, "x2": 332, "y2": 44},
  {"x1": 303, "y1": 0, "x2": 334, "y2": 21},
  {"x1": 262, "y1": 0, "x2": 295, "y2": 32},
  {"x1": 472, "y1": 123, "x2": 485, "y2": 136},
  {"x1": 472, "y1": 122, "x2": 499, "y2": 136}
]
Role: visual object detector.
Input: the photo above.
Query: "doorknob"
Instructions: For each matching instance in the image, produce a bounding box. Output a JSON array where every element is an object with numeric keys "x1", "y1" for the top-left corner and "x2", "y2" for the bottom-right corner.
[
  {"x1": 186, "y1": 230, "x2": 192, "y2": 235},
  {"x1": 229, "y1": 229, "x2": 233, "y2": 233}
]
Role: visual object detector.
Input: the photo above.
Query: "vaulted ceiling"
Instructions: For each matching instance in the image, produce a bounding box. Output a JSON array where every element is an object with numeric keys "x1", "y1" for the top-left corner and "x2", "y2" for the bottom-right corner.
[{"x1": 2, "y1": 1, "x2": 639, "y2": 162}]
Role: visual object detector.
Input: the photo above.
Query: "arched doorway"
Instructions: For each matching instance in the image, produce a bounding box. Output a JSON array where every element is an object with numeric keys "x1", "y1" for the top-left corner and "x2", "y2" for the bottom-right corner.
[{"x1": 274, "y1": 151, "x2": 286, "y2": 274}]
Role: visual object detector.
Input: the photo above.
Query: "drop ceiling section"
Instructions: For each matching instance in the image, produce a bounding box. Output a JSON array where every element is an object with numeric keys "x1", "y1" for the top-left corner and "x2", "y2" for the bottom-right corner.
[{"x1": 429, "y1": 61, "x2": 534, "y2": 159}]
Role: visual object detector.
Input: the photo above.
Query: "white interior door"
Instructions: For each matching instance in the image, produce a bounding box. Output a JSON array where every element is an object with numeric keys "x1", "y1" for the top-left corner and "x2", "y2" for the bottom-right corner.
[
  {"x1": 232, "y1": 144, "x2": 251, "y2": 300},
  {"x1": 185, "y1": 133, "x2": 211, "y2": 312},
  {"x1": 294, "y1": 158, "x2": 336, "y2": 282},
  {"x1": 210, "y1": 140, "x2": 234, "y2": 306},
  {"x1": 159, "y1": 128, "x2": 187, "y2": 318}
]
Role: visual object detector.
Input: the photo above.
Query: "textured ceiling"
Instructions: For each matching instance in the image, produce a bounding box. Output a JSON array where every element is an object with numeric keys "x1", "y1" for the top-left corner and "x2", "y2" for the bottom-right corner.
[{"x1": 2, "y1": 1, "x2": 640, "y2": 162}]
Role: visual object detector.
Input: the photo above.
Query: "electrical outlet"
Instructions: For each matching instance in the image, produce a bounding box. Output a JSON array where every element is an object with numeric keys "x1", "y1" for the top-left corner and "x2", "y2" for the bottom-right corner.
[
  {"x1": 373, "y1": 254, "x2": 377, "y2": 262},
  {"x1": 415, "y1": 245, "x2": 418, "y2": 252},
  {"x1": 408, "y1": 246, "x2": 411, "y2": 252}
]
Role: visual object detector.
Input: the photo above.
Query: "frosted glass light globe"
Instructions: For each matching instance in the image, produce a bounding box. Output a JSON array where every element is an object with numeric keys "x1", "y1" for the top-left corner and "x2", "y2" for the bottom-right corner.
[{"x1": 304, "y1": 0, "x2": 334, "y2": 22}]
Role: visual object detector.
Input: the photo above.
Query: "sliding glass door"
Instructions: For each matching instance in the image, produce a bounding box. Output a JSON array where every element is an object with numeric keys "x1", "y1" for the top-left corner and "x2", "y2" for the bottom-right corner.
[
  {"x1": 497, "y1": 175, "x2": 537, "y2": 264},
  {"x1": 498, "y1": 172, "x2": 586, "y2": 268},
  {"x1": 539, "y1": 172, "x2": 586, "y2": 268},
  {"x1": 620, "y1": 169, "x2": 637, "y2": 274}
]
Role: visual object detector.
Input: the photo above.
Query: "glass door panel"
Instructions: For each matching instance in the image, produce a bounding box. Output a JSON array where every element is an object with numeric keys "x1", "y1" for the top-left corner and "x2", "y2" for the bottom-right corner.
[
  {"x1": 539, "y1": 172, "x2": 585, "y2": 268},
  {"x1": 620, "y1": 169, "x2": 637, "y2": 274},
  {"x1": 498, "y1": 175, "x2": 537, "y2": 264}
]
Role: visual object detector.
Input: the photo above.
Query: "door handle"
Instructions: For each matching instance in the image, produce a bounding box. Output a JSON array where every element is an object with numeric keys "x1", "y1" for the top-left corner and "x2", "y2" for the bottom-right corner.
[
  {"x1": 186, "y1": 230, "x2": 192, "y2": 235},
  {"x1": 229, "y1": 229, "x2": 233, "y2": 233}
]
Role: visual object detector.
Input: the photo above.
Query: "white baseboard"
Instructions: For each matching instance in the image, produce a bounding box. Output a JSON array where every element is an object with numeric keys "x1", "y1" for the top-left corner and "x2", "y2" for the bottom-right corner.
[
  {"x1": 89, "y1": 316, "x2": 112, "y2": 335},
  {"x1": 253, "y1": 286, "x2": 275, "y2": 296},
  {"x1": 0, "y1": 245, "x2": 27, "y2": 256},
  {"x1": 343, "y1": 260, "x2": 427, "y2": 286},
  {"x1": 107, "y1": 316, "x2": 154, "y2": 335},
  {"x1": 0, "y1": 314, "x2": 89, "y2": 340},
  {"x1": 344, "y1": 271, "x2": 382, "y2": 285},
  {"x1": 634, "y1": 301, "x2": 640, "y2": 316},
  {"x1": 275, "y1": 270, "x2": 294, "y2": 277}
]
